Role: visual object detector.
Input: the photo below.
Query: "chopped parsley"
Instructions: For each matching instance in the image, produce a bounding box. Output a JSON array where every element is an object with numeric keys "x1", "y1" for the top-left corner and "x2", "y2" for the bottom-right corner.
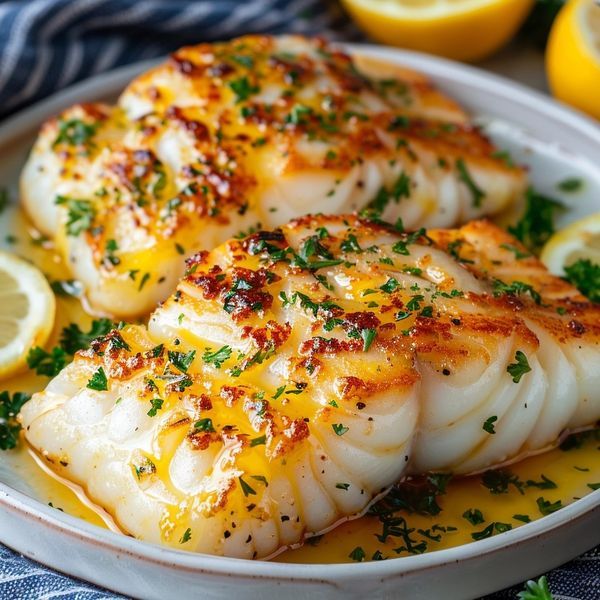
[
  {"x1": 250, "y1": 435, "x2": 266, "y2": 447},
  {"x1": 138, "y1": 272, "x2": 151, "y2": 291},
  {"x1": 349, "y1": 546, "x2": 366, "y2": 562},
  {"x1": 26, "y1": 346, "x2": 68, "y2": 377},
  {"x1": 526, "y1": 475, "x2": 557, "y2": 490},
  {"x1": 239, "y1": 476, "x2": 256, "y2": 497},
  {"x1": 481, "y1": 469, "x2": 525, "y2": 495},
  {"x1": 471, "y1": 521, "x2": 512, "y2": 540},
  {"x1": 360, "y1": 172, "x2": 411, "y2": 219},
  {"x1": 194, "y1": 418, "x2": 215, "y2": 433},
  {"x1": 50, "y1": 279, "x2": 83, "y2": 297},
  {"x1": 508, "y1": 187, "x2": 563, "y2": 251},
  {"x1": 380, "y1": 277, "x2": 400, "y2": 294},
  {"x1": 340, "y1": 233, "x2": 362, "y2": 254},
  {"x1": 492, "y1": 279, "x2": 541, "y2": 304},
  {"x1": 201, "y1": 345, "x2": 232, "y2": 369},
  {"x1": 456, "y1": 158, "x2": 484, "y2": 208},
  {"x1": 513, "y1": 514, "x2": 531, "y2": 523},
  {"x1": 557, "y1": 177, "x2": 583, "y2": 192},
  {"x1": 54, "y1": 195, "x2": 95, "y2": 236},
  {"x1": 536, "y1": 496, "x2": 562, "y2": 516},
  {"x1": 147, "y1": 398, "x2": 164, "y2": 417},
  {"x1": 500, "y1": 243, "x2": 531, "y2": 259},
  {"x1": 332, "y1": 423, "x2": 349, "y2": 436},
  {"x1": 361, "y1": 328, "x2": 377, "y2": 352},
  {"x1": 563, "y1": 259, "x2": 600, "y2": 303},
  {"x1": 483, "y1": 415, "x2": 498, "y2": 434},
  {"x1": 0, "y1": 187, "x2": 9, "y2": 214},
  {"x1": 168, "y1": 350, "x2": 196, "y2": 372},
  {"x1": 53, "y1": 118, "x2": 98, "y2": 148},
  {"x1": 229, "y1": 76, "x2": 259, "y2": 103},
  {"x1": 507, "y1": 350, "x2": 531, "y2": 383},
  {"x1": 462, "y1": 508, "x2": 485, "y2": 525},
  {"x1": 86, "y1": 367, "x2": 108, "y2": 391},
  {"x1": 517, "y1": 575, "x2": 553, "y2": 600},
  {"x1": 0, "y1": 391, "x2": 31, "y2": 450},
  {"x1": 179, "y1": 528, "x2": 192, "y2": 544},
  {"x1": 392, "y1": 228, "x2": 427, "y2": 256},
  {"x1": 60, "y1": 319, "x2": 114, "y2": 354}
]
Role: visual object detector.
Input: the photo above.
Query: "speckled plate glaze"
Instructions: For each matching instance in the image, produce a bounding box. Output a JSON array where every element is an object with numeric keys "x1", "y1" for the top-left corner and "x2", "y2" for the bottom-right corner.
[{"x1": 0, "y1": 44, "x2": 599, "y2": 599}]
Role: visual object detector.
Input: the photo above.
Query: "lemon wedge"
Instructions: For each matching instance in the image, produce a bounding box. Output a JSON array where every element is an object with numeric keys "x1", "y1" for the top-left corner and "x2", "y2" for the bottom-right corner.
[
  {"x1": 546, "y1": 0, "x2": 600, "y2": 120},
  {"x1": 340, "y1": 0, "x2": 534, "y2": 62},
  {"x1": 540, "y1": 212, "x2": 600, "y2": 276},
  {"x1": 0, "y1": 251, "x2": 55, "y2": 379}
]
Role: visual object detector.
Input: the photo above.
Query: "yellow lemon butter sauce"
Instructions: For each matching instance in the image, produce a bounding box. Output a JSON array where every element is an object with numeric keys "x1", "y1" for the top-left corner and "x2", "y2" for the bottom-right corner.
[{"x1": 3, "y1": 206, "x2": 600, "y2": 564}]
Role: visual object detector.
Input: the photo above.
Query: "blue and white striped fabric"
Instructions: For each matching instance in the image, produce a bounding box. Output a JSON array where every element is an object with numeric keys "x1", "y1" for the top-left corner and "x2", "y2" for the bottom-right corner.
[
  {"x1": 0, "y1": 1, "x2": 597, "y2": 598},
  {"x1": 0, "y1": 0, "x2": 359, "y2": 118}
]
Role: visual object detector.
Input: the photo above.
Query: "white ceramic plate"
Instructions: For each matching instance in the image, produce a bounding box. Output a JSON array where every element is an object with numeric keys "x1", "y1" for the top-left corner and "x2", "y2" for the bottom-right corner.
[{"x1": 1, "y1": 44, "x2": 599, "y2": 600}]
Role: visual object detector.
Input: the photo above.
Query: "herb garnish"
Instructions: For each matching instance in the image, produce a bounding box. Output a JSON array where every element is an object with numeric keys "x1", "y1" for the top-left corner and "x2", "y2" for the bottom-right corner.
[
  {"x1": 53, "y1": 118, "x2": 98, "y2": 148},
  {"x1": 26, "y1": 346, "x2": 68, "y2": 377},
  {"x1": 194, "y1": 418, "x2": 215, "y2": 433},
  {"x1": 201, "y1": 346, "x2": 232, "y2": 369},
  {"x1": 557, "y1": 177, "x2": 582, "y2": 192},
  {"x1": 462, "y1": 508, "x2": 485, "y2": 525},
  {"x1": 456, "y1": 158, "x2": 484, "y2": 208},
  {"x1": 179, "y1": 528, "x2": 192, "y2": 544},
  {"x1": 483, "y1": 416, "x2": 498, "y2": 434},
  {"x1": 471, "y1": 521, "x2": 512, "y2": 540},
  {"x1": 349, "y1": 546, "x2": 366, "y2": 562},
  {"x1": 536, "y1": 496, "x2": 562, "y2": 515},
  {"x1": 563, "y1": 259, "x2": 600, "y2": 303},
  {"x1": 54, "y1": 195, "x2": 95, "y2": 236},
  {"x1": 0, "y1": 391, "x2": 31, "y2": 450},
  {"x1": 508, "y1": 187, "x2": 563, "y2": 251},
  {"x1": 168, "y1": 350, "x2": 196, "y2": 372},
  {"x1": 507, "y1": 351, "x2": 531, "y2": 383},
  {"x1": 229, "y1": 76, "x2": 259, "y2": 103},
  {"x1": 239, "y1": 476, "x2": 257, "y2": 497},
  {"x1": 517, "y1": 575, "x2": 553, "y2": 600},
  {"x1": 492, "y1": 279, "x2": 541, "y2": 304},
  {"x1": 87, "y1": 367, "x2": 108, "y2": 391},
  {"x1": 332, "y1": 423, "x2": 349, "y2": 436},
  {"x1": 147, "y1": 398, "x2": 164, "y2": 417}
]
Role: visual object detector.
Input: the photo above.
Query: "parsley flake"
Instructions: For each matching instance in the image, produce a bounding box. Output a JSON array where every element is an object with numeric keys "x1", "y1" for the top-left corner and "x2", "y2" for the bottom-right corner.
[
  {"x1": 507, "y1": 351, "x2": 531, "y2": 383},
  {"x1": 87, "y1": 367, "x2": 108, "y2": 391}
]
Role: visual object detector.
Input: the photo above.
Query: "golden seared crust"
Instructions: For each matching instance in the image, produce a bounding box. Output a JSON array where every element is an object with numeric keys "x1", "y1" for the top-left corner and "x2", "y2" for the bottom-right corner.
[{"x1": 21, "y1": 35, "x2": 526, "y2": 318}]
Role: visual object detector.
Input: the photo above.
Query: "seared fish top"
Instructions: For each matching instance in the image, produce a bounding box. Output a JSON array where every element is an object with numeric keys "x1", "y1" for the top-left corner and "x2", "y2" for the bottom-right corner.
[
  {"x1": 22, "y1": 216, "x2": 600, "y2": 559},
  {"x1": 21, "y1": 35, "x2": 525, "y2": 317}
]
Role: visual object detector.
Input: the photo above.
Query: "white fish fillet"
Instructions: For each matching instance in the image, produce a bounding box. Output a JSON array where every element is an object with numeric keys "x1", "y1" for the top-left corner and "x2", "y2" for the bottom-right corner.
[
  {"x1": 22, "y1": 215, "x2": 600, "y2": 559},
  {"x1": 20, "y1": 35, "x2": 526, "y2": 318}
]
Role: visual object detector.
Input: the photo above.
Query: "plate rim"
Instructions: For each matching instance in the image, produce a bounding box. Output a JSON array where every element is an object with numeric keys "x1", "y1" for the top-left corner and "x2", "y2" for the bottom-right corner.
[{"x1": 1, "y1": 41, "x2": 599, "y2": 588}]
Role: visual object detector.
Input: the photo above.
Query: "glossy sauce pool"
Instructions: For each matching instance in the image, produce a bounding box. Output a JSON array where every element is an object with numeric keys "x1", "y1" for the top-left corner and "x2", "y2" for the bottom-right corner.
[{"x1": 3, "y1": 207, "x2": 600, "y2": 564}]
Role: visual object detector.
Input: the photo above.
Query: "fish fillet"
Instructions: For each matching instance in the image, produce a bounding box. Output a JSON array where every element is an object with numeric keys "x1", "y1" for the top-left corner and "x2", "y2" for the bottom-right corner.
[
  {"x1": 20, "y1": 35, "x2": 526, "y2": 318},
  {"x1": 21, "y1": 216, "x2": 600, "y2": 558}
]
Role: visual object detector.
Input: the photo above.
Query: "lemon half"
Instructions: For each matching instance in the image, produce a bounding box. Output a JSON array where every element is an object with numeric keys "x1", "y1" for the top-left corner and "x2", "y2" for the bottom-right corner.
[
  {"x1": 540, "y1": 212, "x2": 600, "y2": 276},
  {"x1": 340, "y1": 0, "x2": 535, "y2": 62},
  {"x1": 0, "y1": 251, "x2": 55, "y2": 379},
  {"x1": 546, "y1": 0, "x2": 600, "y2": 120}
]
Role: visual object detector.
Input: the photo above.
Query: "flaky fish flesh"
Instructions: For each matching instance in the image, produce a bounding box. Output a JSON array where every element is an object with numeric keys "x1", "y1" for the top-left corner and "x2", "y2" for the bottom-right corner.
[
  {"x1": 21, "y1": 35, "x2": 526, "y2": 317},
  {"x1": 22, "y1": 215, "x2": 600, "y2": 559}
]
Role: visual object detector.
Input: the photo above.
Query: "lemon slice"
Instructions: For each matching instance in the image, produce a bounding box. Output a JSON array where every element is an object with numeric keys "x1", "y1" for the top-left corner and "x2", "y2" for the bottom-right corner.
[
  {"x1": 540, "y1": 212, "x2": 600, "y2": 276},
  {"x1": 546, "y1": 0, "x2": 600, "y2": 120},
  {"x1": 340, "y1": 0, "x2": 534, "y2": 62},
  {"x1": 0, "y1": 251, "x2": 55, "y2": 379}
]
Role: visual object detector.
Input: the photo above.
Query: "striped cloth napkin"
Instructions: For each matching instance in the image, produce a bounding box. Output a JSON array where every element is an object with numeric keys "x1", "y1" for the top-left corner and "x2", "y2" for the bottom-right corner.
[{"x1": 0, "y1": 1, "x2": 597, "y2": 598}]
